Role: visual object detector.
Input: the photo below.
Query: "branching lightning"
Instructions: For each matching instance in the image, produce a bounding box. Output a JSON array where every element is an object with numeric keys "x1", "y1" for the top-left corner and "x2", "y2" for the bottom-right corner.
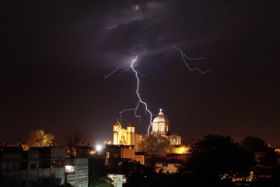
[
  {"x1": 120, "y1": 102, "x2": 141, "y2": 122},
  {"x1": 107, "y1": 46, "x2": 210, "y2": 135},
  {"x1": 117, "y1": 68, "x2": 130, "y2": 76},
  {"x1": 104, "y1": 67, "x2": 120, "y2": 79},
  {"x1": 174, "y1": 46, "x2": 211, "y2": 74},
  {"x1": 119, "y1": 56, "x2": 153, "y2": 134}
]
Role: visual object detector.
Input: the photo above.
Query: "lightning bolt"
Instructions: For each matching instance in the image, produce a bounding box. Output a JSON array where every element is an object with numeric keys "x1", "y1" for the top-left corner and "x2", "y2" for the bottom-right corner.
[
  {"x1": 107, "y1": 47, "x2": 210, "y2": 135},
  {"x1": 120, "y1": 56, "x2": 153, "y2": 134},
  {"x1": 174, "y1": 46, "x2": 211, "y2": 74},
  {"x1": 104, "y1": 67, "x2": 120, "y2": 79}
]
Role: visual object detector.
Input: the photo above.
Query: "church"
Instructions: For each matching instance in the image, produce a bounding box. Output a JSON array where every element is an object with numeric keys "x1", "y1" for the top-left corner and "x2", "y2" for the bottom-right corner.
[{"x1": 112, "y1": 109, "x2": 182, "y2": 148}]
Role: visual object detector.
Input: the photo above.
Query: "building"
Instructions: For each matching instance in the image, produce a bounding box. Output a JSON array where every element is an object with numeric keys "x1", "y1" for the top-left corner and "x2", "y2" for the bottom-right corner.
[
  {"x1": 113, "y1": 121, "x2": 137, "y2": 146},
  {"x1": 0, "y1": 146, "x2": 88, "y2": 187},
  {"x1": 151, "y1": 109, "x2": 169, "y2": 135},
  {"x1": 112, "y1": 109, "x2": 181, "y2": 148},
  {"x1": 112, "y1": 121, "x2": 143, "y2": 152},
  {"x1": 151, "y1": 109, "x2": 181, "y2": 146},
  {"x1": 65, "y1": 158, "x2": 88, "y2": 187},
  {"x1": 0, "y1": 146, "x2": 65, "y2": 186},
  {"x1": 104, "y1": 145, "x2": 145, "y2": 165},
  {"x1": 110, "y1": 108, "x2": 190, "y2": 174},
  {"x1": 154, "y1": 162, "x2": 181, "y2": 174}
]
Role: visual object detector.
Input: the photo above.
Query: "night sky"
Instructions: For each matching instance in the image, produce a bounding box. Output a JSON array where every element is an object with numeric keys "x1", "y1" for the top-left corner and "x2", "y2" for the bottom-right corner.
[{"x1": 1, "y1": 0, "x2": 279, "y2": 145}]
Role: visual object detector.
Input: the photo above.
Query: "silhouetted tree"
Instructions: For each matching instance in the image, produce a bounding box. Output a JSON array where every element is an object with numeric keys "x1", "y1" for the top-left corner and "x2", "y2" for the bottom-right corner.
[
  {"x1": 241, "y1": 136, "x2": 278, "y2": 165},
  {"x1": 140, "y1": 134, "x2": 170, "y2": 156},
  {"x1": 186, "y1": 134, "x2": 254, "y2": 185},
  {"x1": 241, "y1": 136, "x2": 279, "y2": 185},
  {"x1": 241, "y1": 136, "x2": 267, "y2": 153},
  {"x1": 65, "y1": 129, "x2": 92, "y2": 157},
  {"x1": 65, "y1": 129, "x2": 92, "y2": 147}
]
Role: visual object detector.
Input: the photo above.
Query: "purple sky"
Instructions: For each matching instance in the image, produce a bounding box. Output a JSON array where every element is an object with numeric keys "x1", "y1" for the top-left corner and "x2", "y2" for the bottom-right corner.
[{"x1": 0, "y1": 0, "x2": 279, "y2": 145}]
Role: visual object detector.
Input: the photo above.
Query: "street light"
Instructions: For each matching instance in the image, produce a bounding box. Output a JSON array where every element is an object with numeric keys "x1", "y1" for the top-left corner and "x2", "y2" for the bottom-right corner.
[
  {"x1": 64, "y1": 165, "x2": 75, "y2": 186},
  {"x1": 95, "y1": 144, "x2": 103, "y2": 152},
  {"x1": 95, "y1": 144, "x2": 103, "y2": 161},
  {"x1": 65, "y1": 165, "x2": 75, "y2": 173}
]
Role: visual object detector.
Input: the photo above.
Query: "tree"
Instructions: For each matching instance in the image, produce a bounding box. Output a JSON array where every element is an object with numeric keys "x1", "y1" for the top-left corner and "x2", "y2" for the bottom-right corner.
[
  {"x1": 140, "y1": 134, "x2": 170, "y2": 156},
  {"x1": 26, "y1": 130, "x2": 54, "y2": 147},
  {"x1": 186, "y1": 134, "x2": 254, "y2": 184},
  {"x1": 241, "y1": 136, "x2": 279, "y2": 181},
  {"x1": 241, "y1": 136, "x2": 272, "y2": 165},
  {"x1": 241, "y1": 136, "x2": 267, "y2": 153},
  {"x1": 65, "y1": 129, "x2": 91, "y2": 148},
  {"x1": 65, "y1": 130, "x2": 92, "y2": 157}
]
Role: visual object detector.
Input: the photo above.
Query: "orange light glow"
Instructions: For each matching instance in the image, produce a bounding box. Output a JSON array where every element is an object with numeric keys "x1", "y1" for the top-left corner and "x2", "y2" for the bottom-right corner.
[{"x1": 172, "y1": 146, "x2": 190, "y2": 154}]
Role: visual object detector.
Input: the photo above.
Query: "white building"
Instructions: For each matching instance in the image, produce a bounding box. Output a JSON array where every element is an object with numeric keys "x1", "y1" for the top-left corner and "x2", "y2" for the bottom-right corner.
[
  {"x1": 151, "y1": 109, "x2": 181, "y2": 146},
  {"x1": 152, "y1": 109, "x2": 169, "y2": 135}
]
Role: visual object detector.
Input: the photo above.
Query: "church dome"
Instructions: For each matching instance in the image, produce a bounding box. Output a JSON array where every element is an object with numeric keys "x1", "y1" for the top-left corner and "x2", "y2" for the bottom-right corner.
[
  {"x1": 152, "y1": 109, "x2": 169, "y2": 135},
  {"x1": 153, "y1": 110, "x2": 168, "y2": 124}
]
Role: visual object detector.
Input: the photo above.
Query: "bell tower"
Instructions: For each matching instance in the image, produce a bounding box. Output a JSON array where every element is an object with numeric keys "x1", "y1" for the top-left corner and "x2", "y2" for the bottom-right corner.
[{"x1": 113, "y1": 120, "x2": 121, "y2": 145}]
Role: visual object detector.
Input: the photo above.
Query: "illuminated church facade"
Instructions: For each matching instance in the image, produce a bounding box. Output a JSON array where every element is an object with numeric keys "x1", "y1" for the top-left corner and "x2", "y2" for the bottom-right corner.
[
  {"x1": 112, "y1": 109, "x2": 181, "y2": 148},
  {"x1": 112, "y1": 121, "x2": 143, "y2": 146}
]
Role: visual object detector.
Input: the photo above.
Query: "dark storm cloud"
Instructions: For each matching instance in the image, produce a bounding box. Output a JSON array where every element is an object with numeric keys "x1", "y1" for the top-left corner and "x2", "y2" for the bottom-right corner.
[
  {"x1": 87, "y1": 0, "x2": 275, "y2": 68},
  {"x1": 88, "y1": 1, "x2": 173, "y2": 67}
]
